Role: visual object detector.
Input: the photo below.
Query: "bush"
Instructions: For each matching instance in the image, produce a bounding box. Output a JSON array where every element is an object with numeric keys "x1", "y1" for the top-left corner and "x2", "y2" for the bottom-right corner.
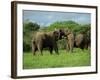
[{"x1": 58, "y1": 39, "x2": 66, "y2": 50}]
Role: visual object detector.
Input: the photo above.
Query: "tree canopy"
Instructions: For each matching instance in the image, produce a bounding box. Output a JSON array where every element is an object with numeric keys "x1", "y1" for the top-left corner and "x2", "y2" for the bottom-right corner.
[{"x1": 23, "y1": 21, "x2": 40, "y2": 52}]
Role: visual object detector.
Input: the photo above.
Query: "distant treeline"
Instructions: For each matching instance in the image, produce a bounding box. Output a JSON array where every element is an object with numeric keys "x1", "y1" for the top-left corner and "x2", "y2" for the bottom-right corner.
[{"x1": 23, "y1": 20, "x2": 90, "y2": 52}]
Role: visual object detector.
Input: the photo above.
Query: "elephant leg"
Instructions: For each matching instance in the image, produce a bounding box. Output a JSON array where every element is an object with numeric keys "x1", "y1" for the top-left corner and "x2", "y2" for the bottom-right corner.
[
  {"x1": 32, "y1": 47, "x2": 36, "y2": 55},
  {"x1": 49, "y1": 46, "x2": 53, "y2": 55},
  {"x1": 85, "y1": 44, "x2": 88, "y2": 49},
  {"x1": 69, "y1": 41, "x2": 74, "y2": 53},
  {"x1": 80, "y1": 45, "x2": 84, "y2": 51},
  {"x1": 32, "y1": 41, "x2": 37, "y2": 55},
  {"x1": 37, "y1": 43, "x2": 43, "y2": 55},
  {"x1": 69, "y1": 45, "x2": 73, "y2": 53},
  {"x1": 88, "y1": 44, "x2": 91, "y2": 51},
  {"x1": 54, "y1": 44, "x2": 59, "y2": 54},
  {"x1": 66, "y1": 42, "x2": 70, "y2": 52}
]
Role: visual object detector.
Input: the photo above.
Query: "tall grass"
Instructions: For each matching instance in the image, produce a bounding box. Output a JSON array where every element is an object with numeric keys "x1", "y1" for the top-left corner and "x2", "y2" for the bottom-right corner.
[{"x1": 23, "y1": 49, "x2": 90, "y2": 69}]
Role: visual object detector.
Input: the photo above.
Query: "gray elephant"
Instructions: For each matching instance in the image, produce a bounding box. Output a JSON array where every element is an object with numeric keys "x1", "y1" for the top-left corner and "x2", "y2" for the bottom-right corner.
[
  {"x1": 59, "y1": 29, "x2": 74, "y2": 52},
  {"x1": 86, "y1": 30, "x2": 91, "y2": 49},
  {"x1": 74, "y1": 31, "x2": 90, "y2": 50},
  {"x1": 32, "y1": 30, "x2": 60, "y2": 55}
]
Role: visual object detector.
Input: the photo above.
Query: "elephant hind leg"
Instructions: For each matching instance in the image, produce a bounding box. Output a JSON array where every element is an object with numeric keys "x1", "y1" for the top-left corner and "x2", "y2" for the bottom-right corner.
[
  {"x1": 54, "y1": 45, "x2": 59, "y2": 55},
  {"x1": 37, "y1": 44, "x2": 43, "y2": 55},
  {"x1": 32, "y1": 41, "x2": 37, "y2": 55}
]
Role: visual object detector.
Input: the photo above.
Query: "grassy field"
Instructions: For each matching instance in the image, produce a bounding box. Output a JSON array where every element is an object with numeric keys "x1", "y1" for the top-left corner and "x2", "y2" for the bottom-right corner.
[{"x1": 23, "y1": 49, "x2": 91, "y2": 69}]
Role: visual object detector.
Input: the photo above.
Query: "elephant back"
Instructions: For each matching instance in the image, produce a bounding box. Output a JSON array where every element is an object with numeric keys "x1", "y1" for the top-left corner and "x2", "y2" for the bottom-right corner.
[
  {"x1": 75, "y1": 33, "x2": 84, "y2": 46},
  {"x1": 34, "y1": 32, "x2": 46, "y2": 42}
]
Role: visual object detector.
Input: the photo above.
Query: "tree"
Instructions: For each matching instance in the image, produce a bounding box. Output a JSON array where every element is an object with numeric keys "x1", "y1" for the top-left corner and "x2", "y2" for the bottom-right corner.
[{"x1": 23, "y1": 21, "x2": 40, "y2": 52}]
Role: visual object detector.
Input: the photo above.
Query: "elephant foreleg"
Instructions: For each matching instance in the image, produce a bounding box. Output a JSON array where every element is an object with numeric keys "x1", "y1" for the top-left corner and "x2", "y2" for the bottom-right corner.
[
  {"x1": 49, "y1": 47, "x2": 53, "y2": 55},
  {"x1": 66, "y1": 42, "x2": 70, "y2": 52},
  {"x1": 54, "y1": 44, "x2": 59, "y2": 54},
  {"x1": 69, "y1": 41, "x2": 74, "y2": 53}
]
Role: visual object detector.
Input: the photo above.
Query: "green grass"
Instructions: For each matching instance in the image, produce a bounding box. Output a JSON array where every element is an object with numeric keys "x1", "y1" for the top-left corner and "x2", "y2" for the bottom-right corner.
[{"x1": 23, "y1": 49, "x2": 91, "y2": 69}]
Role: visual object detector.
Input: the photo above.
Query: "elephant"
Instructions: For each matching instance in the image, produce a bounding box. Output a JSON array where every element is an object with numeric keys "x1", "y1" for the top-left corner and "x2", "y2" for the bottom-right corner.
[
  {"x1": 59, "y1": 29, "x2": 74, "y2": 52},
  {"x1": 74, "y1": 31, "x2": 90, "y2": 50},
  {"x1": 58, "y1": 28, "x2": 90, "y2": 52},
  {"x1": 31, "y1": 30, "x2": 60, "y2": 55},
  {"x1": 86, "y1": 30, "x2": 91, "y2": 49}
]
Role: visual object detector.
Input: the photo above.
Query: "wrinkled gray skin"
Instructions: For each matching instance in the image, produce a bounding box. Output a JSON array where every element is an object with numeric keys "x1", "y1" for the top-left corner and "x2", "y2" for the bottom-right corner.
[
  {"x1": 74, "y1": 31, "x2": 90, "y2": 50},
  {"x1": 32, "y1": 30, "x2": 60, "y2": 55},
  {"x1": 59, "y1": 29, "x2": 74, "y2": 52}
]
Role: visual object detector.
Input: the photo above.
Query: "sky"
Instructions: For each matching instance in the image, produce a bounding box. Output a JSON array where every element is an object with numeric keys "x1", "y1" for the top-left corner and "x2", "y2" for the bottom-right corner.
[{"x1": 23, "y1": 10, "x2": 91, "y2": 27}]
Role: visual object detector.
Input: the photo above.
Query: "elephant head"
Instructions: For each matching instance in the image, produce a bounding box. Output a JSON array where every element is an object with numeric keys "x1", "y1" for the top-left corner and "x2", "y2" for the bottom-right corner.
[
  {"x1": 53, "y1": 29, "x2": 60, "y2": 41},
  {"x1": 58, "y1": 28, "x2": 74, "y2": 52},
  {"x1": 58, "y1": 28, "x2": 72, "y2": 39}
]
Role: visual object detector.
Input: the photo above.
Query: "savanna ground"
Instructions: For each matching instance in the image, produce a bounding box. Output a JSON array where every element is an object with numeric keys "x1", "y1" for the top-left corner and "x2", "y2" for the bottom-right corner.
[{"x1": 23, "y1": 48, "x2": 91, "y2": 69}]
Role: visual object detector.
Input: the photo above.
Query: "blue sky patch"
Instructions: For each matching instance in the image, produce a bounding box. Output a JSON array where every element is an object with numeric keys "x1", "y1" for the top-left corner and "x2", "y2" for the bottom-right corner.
[{"x1": 23, "y1": 10, "x2": 91, "y2": 27}]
